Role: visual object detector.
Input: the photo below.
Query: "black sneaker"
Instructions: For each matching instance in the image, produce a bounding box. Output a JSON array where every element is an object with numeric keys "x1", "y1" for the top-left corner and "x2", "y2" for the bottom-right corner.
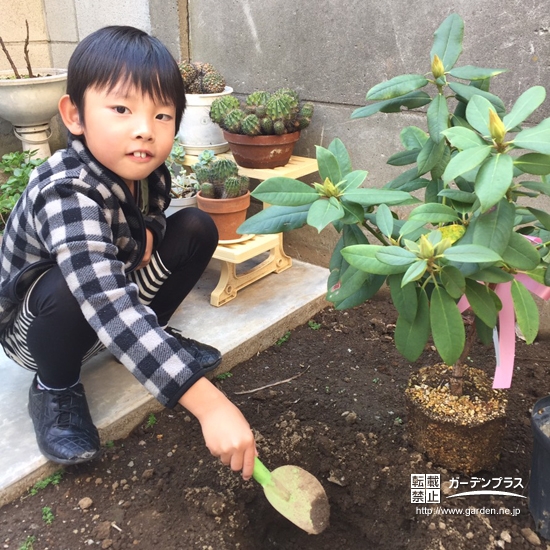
[
  {"x1": 28, "y1": 376, "x2": 101, "y2": 465},
  {"x1": 165, "y1": 327, "x2": 222, "y2": 373}
]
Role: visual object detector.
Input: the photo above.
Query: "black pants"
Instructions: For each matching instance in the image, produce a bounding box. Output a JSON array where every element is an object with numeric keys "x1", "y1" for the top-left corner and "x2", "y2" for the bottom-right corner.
[{"x1": 12, "y1": 208, "x2": 218, "y2": 389}]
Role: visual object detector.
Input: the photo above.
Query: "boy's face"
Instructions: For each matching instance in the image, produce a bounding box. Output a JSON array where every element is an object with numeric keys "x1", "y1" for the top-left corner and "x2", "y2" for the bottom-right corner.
[{"x1": 73, "y1": 83, "x2": 176, "y2": 187}]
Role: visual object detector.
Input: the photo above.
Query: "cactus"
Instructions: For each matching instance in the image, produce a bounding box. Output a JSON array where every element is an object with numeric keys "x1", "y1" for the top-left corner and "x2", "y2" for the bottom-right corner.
[
  {"x1": 223, "y1": 176, "x2": 242, "y2": 198},
  {"x1": 210, "y1": 95, "x2": 240, "y2": 124},
  {"x1": 210, "y1": 87, "x2": 313, "y2": 136},
  {"x1": 239, "y1": 175, "x2": 250, "y2": 195},
  {"x1": 209, "y1": 158, "x2": 239, "y2": 183},
  {"x1": 242, "y1": 114, "x2": 262, "y2": 136},
  {"x1": 222, "y1": 108, "x2": 245, "y2": 134},
  {"x1": 193, "y1": 165, "x2": 211, "y2": 184},
  {"x1": 178, "y1": 60, "x2": 227, "y2": 94},
  {"x1": 200, "y1": 182, "x2": 216, "y2": 198}
]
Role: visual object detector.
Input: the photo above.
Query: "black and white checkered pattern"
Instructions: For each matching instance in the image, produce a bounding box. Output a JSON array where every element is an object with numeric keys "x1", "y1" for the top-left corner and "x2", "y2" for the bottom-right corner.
[{"x1": 0, "y1": 137, "x2": 203, "y2": 408}]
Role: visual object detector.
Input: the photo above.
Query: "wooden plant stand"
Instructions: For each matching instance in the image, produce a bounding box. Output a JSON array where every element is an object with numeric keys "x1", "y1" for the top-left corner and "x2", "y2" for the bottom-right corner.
[{"x1": 183, "y1": 154, "x2": 319, "y2": 306}]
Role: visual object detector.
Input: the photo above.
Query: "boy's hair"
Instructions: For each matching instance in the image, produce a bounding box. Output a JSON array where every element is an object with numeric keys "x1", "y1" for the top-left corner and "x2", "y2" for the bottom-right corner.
[{"x1": 66, "y1": 26, "x2": 186, "y2": 131}]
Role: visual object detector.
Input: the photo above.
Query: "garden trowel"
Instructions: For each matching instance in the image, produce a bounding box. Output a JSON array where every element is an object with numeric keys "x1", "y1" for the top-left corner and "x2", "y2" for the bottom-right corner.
[{"x1": 252, "y1": 457, "x2": 330, "y2": 534}]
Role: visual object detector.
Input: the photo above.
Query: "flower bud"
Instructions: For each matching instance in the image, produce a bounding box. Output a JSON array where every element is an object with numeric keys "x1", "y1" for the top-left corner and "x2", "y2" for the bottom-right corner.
[
  {"x1": 489, "y1": 110, "x2": 506, "y2": 144},
  {"x1": 431, "y1": 55, "x2": 445, "y2": 79},
  {"x1": 419, "y1": 234, "x2": 434, "y2": 259}
]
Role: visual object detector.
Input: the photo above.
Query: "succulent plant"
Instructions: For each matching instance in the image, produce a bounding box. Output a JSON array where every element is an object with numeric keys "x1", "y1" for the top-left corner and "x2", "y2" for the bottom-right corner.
[
  {"x1": 210, "y1": 88, "x2": 314, "y2": 136},
  {"x1": 192, "y1": 157, "x2": 249, "y2": 199},
  {"x1": 178, "y1": 60, "x2": 226, "y2": 94}
]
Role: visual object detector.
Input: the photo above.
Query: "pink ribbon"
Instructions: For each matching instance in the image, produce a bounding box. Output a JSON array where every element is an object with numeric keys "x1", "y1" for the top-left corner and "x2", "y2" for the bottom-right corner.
[{"x1": 458, "y1": 274, "x2": 550, "y2": 389}]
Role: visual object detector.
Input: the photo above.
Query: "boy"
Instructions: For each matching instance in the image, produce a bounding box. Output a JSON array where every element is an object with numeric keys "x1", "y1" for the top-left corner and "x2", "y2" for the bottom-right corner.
[{"x1": 0, "y1": 26, "x2": 256, "y2": 479}]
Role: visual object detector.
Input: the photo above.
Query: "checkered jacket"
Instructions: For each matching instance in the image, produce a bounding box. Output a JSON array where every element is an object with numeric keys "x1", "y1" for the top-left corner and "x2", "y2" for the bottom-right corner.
[{"x1": 0, "y1": 137, "x2": 203, "y2": 407}]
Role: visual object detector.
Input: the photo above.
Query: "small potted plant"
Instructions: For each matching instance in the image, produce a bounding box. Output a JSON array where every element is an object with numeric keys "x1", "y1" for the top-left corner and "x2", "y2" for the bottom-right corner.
[
  {"x1": 239, "y1": 14, "x2": 550, "y2": 475},
  {"x1": 209, "y1": 88, "x2": 314, "y2": 169},
  {"x1": 0, "y1": 21, "x2": 67, "y2": 157},
  {"x1": 177, "y1": 60, "x2": 233, "y2": 155},
  {"x1": 194, "y1": 157, "x2": 250, "y2": 241},
  {"x1": 0, "y1": 149, "x2": 46, "y2": 234}
]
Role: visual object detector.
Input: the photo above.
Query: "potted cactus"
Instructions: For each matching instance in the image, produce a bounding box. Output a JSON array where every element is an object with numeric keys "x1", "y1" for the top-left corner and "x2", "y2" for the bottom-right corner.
[
  {"x1": 209, "y1": 88, "x2": 314, "y2": 169},
  {"x1": 194, "y1": 157, "x2": 251, "y2": 241},
  {"x1": 177, "y1": 60, "x2": 233, "y2": 155}
]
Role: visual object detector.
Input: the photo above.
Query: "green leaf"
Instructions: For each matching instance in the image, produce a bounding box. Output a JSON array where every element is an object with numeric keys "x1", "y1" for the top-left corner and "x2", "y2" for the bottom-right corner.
[
  {"x1": 501, "y1": 231, "x2": 540, "y2": 270},
  {"x1": 395, "y1": 288, "x2": 430, "y2": 361},
  {"x1": 341, "y1": 245, "x2": 409, "y2": 275},
  {"x1": 351, "y1": 91, "x2": 432, "y2": 119},
  {"x1": 388, "y1": 274, "x2": 418, "y2": 323},
  {"x1": 430, "y1": 286, "x2": 465, "y2": 365},
  {"x1": 521, "y1": 180, "x2": 550, "y2": 195},
  {"x1": 427, "y1": 94, "x2": 449, "y2": 143},
  {"x1": 472, "y1": 198, "x2": 514, "y2": 255},
  {"x1": 514, "y1": 153, "x2": 550, "y2": 176},
  {"x1": 376, "y1": 246, "x2": 417, "y2": 266},
  {"x1": 307, "y1": 197, "x2": 344, "y2": 232},
  {"x1": 366, "y1": 74, "x2": 430, "y2": 101},
  {"x1": 503, "y1": 86, "x2": 546, "y2": 130},
  {"x1": 238, "y1": 204, "x2": 310, "y2": 234},
  {"x1": 448, "y1": 65, "x2": 506, "y2": 80},
  {"x1": 511, "y1": 279, "x2": 539, "y2": 343},
  {"x1": 376, "y1": 203, "x2": 394, "y2": 237},
  {"x1": 465, "y1": 94, "x2": 493, "y2": 136},
  {"x1": 316, "y1": 146, "x2": 341, "y2": 185},
  {"x1": 441, "y1": 126, "x2": 487, "y2": 150},
  {"x1": 328, "y1": 138, "x2": 353, "y2": 176},
  {"x1": 527, "y1": 207, "x2": 550, "y2": 231},
  {"x1": 387, "y1": 149, "x2": 420, "y2": 166},
  {"x1": 442, "y1": 145, "x2": 493, "y2": 184},
  {"x1": 409, "y1": 203, "x2": 459, "y2": 223},
  {"x1": 443, "y1": 244, "x2": 502, "y2": 263},
  {"x1": 251, "y1": 177, "x2": 318, "y2": 206},
  {"x1": 465, "y1": 280, "x2": 498, "y2": 328},
  {"x1": 440, "y1": 265, "x2": 465, "y2": 299},
  {"x1": 472, "y1": 267, "x2": 514, "y2": 283},
  {"x1": 338, "y1": 170, "x2": 368, "y2": 192},
  {"x1": 437, "y1": 189, "x2": 476, "y2": 203},
  {"x1": 514, "y1": 120, "x2": 550, "y2": 154},
  {"x1": 401, "y1": 126, "x2": 429, "y2": 150},
  {"x1": 448, "y1": 82, "x2": 506, "y2": 115},
  {"x1": 475, "y1": 154, "x2": 514, "y2": 212},
  {"x1": 343, "y1": 188, "x2": 412, "y2": 207},
  {"x1": 476, "y1": 317, "x2": 494, "y2": 345},
  {"x1": 402, "y1": 259, "x2": 428, "y2": 285},
  {"x1": 417, "y1": 138, "x2": 446, "y2": 175},
  {"x1": 430, "y1": 13, "x2": 464, "y2": 71}
]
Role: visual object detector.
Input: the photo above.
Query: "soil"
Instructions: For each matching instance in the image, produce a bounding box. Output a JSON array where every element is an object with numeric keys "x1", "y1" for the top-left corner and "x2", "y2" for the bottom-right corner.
[{"x1": 2, "y1": 295, "x2": 550, "y2": 550}]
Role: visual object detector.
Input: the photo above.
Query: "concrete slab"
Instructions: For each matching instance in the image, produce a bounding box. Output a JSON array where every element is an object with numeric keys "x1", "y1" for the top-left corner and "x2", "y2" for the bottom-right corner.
[{"x1": 0, "y1": 258, "x2": 329, "y2": 507}]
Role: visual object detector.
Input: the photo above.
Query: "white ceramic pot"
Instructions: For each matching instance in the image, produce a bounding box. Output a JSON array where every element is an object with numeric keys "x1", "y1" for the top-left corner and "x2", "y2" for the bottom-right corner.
[
  {"x1": 165, "y1": 195, "x2": 198, "y2": 217},
  {"x1": 0, "y1": 69, "x2": 67, "y2": 157},
  {"x1": 178, "y1": 86, "x2": 233, "y2": 155}
]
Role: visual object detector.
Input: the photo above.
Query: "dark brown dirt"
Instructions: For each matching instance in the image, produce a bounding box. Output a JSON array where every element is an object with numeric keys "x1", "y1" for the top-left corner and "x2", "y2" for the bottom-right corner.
[{"x1": 2, "y1": 295, "x2": 549, "y2": 550}]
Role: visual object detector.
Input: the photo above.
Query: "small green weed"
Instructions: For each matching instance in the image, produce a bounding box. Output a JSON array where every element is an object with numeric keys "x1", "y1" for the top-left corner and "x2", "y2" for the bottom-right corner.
[
  {"x1": 216, "y1": 372, "x2": 233, "y2": 380},
  {"x1": 29, "y1": 470, "x2": 63, "y2": 496},
  {"x1": 372, "y1": 377, "x2": 380, "y2": 384},
  {"x1": 42, "y1": 506, "x2": 54, "y2": 525},
  {"x1": 145, "y1": 413, "x2": 157, "y2": 428},
  {"x1": 105, "y1": 440, "x2": 115, "y2": 449},
  {"x1": 308, "y1": 320, "x2": 322, "y2": 330},
  {"x1": 19, "y1": 535, "x2": 36, "y2": 550},
  {"x1": 275, "y1": 331, "x2": 291, "y2": 346}
]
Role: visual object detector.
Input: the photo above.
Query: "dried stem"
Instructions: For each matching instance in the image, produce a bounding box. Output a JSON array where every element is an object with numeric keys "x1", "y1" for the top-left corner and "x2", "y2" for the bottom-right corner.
[
  {"x1": 449, "y1": 316, "x2": 477, "y2": 397},
  {"x1": 23, "y1": 20, "x2": 34, "y2": 78},
  {"x1": 0, "y1": 36, "x2": 21, "y2": 78}
]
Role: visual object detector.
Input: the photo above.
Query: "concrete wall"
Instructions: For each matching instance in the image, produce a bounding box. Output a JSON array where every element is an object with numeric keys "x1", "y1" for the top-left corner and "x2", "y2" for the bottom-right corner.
[
  {"x1": 187, "y1": 0, "x2": 550, "y2": 266},
  {"x1": 0, "y1": 0, "x2": 189, "y2": 156}
]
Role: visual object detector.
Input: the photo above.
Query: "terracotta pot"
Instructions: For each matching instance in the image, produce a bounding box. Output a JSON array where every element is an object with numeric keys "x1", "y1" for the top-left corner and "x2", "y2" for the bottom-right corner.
[
  {"x1": 405, "y1": 364, "x2": 507, "y2": 474},
  {"x1": 222, "y1": 130, "x2": 301, "y2": 169},
  {"x1": 196, "y1": 190, "x2": 251, "y2": 241}
]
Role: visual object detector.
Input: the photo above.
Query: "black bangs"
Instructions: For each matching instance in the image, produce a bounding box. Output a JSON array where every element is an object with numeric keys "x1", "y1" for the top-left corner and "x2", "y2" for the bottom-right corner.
[{"x1": 67, "y1": 26, "x2": 186, "y2": 131}]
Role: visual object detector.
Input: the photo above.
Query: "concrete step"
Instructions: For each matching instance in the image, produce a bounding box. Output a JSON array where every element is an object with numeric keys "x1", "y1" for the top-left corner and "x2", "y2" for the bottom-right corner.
[{"x1": 0, "y1": 258, "x2": 329, "y2": 507}]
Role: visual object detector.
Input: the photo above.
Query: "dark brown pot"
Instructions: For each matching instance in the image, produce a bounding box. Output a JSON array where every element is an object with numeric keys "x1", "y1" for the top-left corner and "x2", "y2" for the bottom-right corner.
[
  {"x1": 405, "y1": 364, "x2": 507, "y2": 474},
  {"x1": 196, "y1": 190, "x2": 251, "y2": 241},
  {"x1": 222, "y1": 130, "x2": 301, "y2": 169}
]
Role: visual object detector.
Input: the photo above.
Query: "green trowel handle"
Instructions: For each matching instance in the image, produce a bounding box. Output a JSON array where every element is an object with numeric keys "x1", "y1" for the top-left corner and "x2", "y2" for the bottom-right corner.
[{"x1": 252, "y1": 457, "x2": 272, "y2": 486}]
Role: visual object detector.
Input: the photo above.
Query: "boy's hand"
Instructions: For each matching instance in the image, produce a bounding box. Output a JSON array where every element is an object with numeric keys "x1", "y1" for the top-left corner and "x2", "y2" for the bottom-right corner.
[
  {"x1": 179, "y1": 378, "x2": 257, "y2": 479},
  {"x1": 137, "y1": 228, "x2": 154, "y2": 269}
]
